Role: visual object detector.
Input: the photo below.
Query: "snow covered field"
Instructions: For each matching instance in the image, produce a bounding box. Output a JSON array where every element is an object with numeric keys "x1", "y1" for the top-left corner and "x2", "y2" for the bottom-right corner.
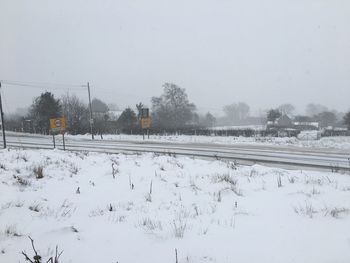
[
  {"x1": 69, "y1": 133, "x2": 350, "y2": 151},
  {"x1": 1, "y1": 149, "x2": 350, "y2": 263}
]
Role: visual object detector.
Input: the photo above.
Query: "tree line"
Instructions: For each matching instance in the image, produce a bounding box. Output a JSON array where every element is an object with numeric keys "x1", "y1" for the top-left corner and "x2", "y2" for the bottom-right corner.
[
  {"x1": 5, "y1": 83, "x2": 216, "y2": 135},
  {"x1": 4, "y1": 82, "x2": 350, "y2": 135}
]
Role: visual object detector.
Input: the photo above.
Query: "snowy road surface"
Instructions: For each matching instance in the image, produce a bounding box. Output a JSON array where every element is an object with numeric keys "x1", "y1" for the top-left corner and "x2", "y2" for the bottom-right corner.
[{"x1": 2, "y1": 132, "x2": 350, "y2": 171}]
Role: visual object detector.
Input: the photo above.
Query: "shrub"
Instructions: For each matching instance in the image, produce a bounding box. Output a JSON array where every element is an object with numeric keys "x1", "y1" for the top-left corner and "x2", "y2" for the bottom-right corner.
[
  {"x1": 277, "y1": 175, "x2": 282, "y2": 187},
  {"x1": 216, "y1": 173, "x2": 237, "y2": 186},
  {"x1": 33, "y1": 166, "x2": 44, "y2": 179},
  {"x1": 3, "y1": 225, "x2": 21, "y2": 237},
  {"x1": 29, "y1": 203, "x2": 41, "y2": 212},
  {"x1": 172, "y1": 209, "x2": 189, "y2": 238},
  {"x1": 13, "y1": 175, "x2": 31, "y2": 186}
]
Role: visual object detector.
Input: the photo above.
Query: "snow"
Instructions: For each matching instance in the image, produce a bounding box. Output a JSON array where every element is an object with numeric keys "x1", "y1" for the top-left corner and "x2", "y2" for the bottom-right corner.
[
  {"x1": 1, "y1": 149, "x2": 350, "y2": 262},
  {"x1": 209, "y1": 125, "x2": 266, "y2": 131},
  {"x1": 68, "y1": 133, "x2": 350, "y2": 151},
  {"x1": 297, "y1": 130, "x2": 321, "y2": 141}
]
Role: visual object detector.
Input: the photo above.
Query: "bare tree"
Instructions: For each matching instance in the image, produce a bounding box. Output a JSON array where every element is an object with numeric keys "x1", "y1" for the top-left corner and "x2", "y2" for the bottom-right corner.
[
  {"x1": 107, "y1": 103, "x2": 120, "y2": 111},
  {"x1": 204, "y1": 112, "x2": 216, "y2": 127},
  {"x1": 223, "y1": 102, "x2": 250, "y2": 125},
  {"x1": 151, "y1": 83, "x2": 196, "y2": 129},
  {"x1": 197, "y1": 112, "x2": 216, "y2": 128},
  {"x1": 314, "y1": 111, "x2": 337, "y2": 127},
  {"x1": 278, "y1": 103, "x2": 295, "y2": 116},
  {"x1": 305, "y1": 103, "x2": 328, "y2": 116},
  {"x1": 21, "y1": 236, "x2": 63, "y2": 263},
  {"x1": 136, "y1": 102, "x2": 144, "y2": 120},
  {"x1": 61, "y1": 94, "x2": 90, "y2": 135},
  {"x1": 344, "y1": 111, "x2": 350, "y2": 129}
]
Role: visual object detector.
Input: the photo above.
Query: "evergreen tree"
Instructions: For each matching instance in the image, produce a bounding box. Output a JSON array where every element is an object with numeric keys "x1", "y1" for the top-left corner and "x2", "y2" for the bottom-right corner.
[
  {"x1": 117, "y1": 107, "x2": 137, "y2": 133},
  {"x1": 267, "y1": 109, "x2": 282, "y2": 123},
  {"x1": 28, "y1": 92, "x2": 62, "y2": 134}
]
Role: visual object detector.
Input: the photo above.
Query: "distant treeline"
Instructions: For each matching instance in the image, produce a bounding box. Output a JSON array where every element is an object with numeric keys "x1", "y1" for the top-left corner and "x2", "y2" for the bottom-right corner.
[{"x1": 4, "y1": 82, "x2": 350, "y2": 137}]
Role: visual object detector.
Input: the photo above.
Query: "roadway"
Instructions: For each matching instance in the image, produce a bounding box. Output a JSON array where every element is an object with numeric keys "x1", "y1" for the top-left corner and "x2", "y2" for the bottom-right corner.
[{"x1": 2, "y1": 132, "x2": 350, "y2": 171}]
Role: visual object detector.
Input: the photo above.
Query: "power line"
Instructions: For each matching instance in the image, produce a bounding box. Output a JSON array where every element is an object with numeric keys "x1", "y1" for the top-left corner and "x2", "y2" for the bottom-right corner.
[
  {"x1": 0, "y1": 80, "x2": 86, "y2": 90},
  {"x1": 2, "y1": 80, "x2": 153, "y2": 101},
  {"x1": 90, "y1": 86, "x2": 147, "y2": 99}
]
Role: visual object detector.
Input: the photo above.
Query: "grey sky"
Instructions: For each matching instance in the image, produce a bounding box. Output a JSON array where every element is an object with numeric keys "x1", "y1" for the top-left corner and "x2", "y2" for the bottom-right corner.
[{"x1": 1, "y1": 0, "x2": 349, "y2": 115}]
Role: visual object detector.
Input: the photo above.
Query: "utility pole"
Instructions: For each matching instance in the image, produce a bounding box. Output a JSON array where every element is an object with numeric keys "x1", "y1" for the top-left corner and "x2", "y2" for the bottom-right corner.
[
  {"x1": 0, "y1": 82, "x2": 6, "y2": 148},
  {"x1": 87, "y1": 82, "x2": 94, "y2": 140}
]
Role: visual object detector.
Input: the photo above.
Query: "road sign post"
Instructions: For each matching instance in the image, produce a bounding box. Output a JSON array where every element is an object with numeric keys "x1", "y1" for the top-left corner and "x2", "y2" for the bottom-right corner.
[
  {"x1": 62, "y1": 132, "x2": 66, "y2": 151},
  {"x1": 139, "y1": 108, "x2": 151, "y2": 140},
  {"x1": 49, "y1": 117, "x2": 66, "y2": 150},
  {"x1": 52, "y1": 134, "x2": 56, "y2": 148},
  {"x1": 140, "y1": 117, "x2": 151, "y2": 140},
  {"x1": 0, "y1": 82, "x2": 6, "y2": 148}
]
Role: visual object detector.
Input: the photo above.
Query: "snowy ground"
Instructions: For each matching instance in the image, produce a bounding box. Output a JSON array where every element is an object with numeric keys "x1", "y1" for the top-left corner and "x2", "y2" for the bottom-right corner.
[
  {"x1": 1, "y1": 149, "x2": 350, "y2": 263},
  {"x1": 69, "y1": 133, "x2": 350, "y2": 151}
]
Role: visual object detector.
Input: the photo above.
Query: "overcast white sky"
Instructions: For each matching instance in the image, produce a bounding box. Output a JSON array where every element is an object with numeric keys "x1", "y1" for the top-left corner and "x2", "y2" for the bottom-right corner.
[{"x1": 1, "y1": 0, "x2": 349, "y2": 115}]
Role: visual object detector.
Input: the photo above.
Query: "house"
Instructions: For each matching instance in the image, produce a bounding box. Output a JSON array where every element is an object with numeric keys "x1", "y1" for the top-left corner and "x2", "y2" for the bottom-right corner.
[
  {"x1": 293, "y1": 121, "x2": 319, "y2": 131},
  {"x1": 267, "y1": 115, "x2": 298, "y2": 137},
  {"x1": 267, "y1": 114, "x2": 294, "y2": 129}
]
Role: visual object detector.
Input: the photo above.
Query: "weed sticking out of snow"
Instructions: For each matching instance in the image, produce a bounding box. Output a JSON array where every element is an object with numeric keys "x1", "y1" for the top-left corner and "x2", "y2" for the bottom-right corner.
[
  {"x1": 293, "y1": 202, "x2": 317, "y2": 218},
  {"x1": 13, "y1": 175, "x2": 31, "y2": 187},
  {"x1": 0, "y1": 148, "x2": 349, "y2": 263},
  {"x1": 28, "y1": 203, "x2": 41, "y2": 213},
  {"x1": 33, "y1": 165, "x2": 44, "y2": 179},
  {"x1": 323, "y1": 206, "x2": 350, "y2": 218},
  {"x1": 172, "y1": 208, "x2": 189, "y2": 239},
  {"x1": 0, "y1": 163, "x2": 7, "y2": 170},
  {"x1": 2, "y1": 225, "x2": 21, "y2": 237},
  {"x1": 139, "y1": 218, "x2": 163, "y2": 234}
]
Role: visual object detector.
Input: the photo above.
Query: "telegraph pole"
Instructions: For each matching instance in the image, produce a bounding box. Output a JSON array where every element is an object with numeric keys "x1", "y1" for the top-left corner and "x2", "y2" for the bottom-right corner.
[
  {"x1": 0, "y1": 82, "x2": 6, "y2": 148},
  {"x1": 87, "y1": 82, "x2": 94, "y2": 140}
]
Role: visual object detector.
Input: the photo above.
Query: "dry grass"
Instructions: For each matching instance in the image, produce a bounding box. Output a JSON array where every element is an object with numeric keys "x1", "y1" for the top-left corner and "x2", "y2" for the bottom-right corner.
[{"x1": 33, "y1": 166, "x2": 44, "y2": 179}]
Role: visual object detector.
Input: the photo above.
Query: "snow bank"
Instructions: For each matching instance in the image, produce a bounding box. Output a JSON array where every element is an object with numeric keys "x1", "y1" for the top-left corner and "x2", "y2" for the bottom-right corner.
[
  {"x1": 68, "y1": 133, "x2": 350, "y2": 150},
  {"x1": 0, "y1": 149, "x2": 350, "y2": 262},
  {"x1": 297, "y1": 130, "x2": 321, "y2": 141}
]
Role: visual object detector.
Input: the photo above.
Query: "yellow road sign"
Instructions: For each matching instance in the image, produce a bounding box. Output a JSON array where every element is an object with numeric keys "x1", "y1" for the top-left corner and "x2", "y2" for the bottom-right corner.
[
  {"x1": 140, "y1": 117, "x2": 151, "y2": 129},
  {"x1": 50, "y1": 117, "x2": 66, "y2": 132}
]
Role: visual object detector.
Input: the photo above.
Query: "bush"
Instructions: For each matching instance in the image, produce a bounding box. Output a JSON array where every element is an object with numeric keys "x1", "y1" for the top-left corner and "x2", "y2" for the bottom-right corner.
[{"x1": 33, "y1": 166, "x2": 44, "y2": 179}]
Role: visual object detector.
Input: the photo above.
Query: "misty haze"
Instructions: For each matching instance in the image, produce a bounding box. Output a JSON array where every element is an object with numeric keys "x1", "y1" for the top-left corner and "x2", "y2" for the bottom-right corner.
[{"x1": 0, "y1": 1, "x2": 350, "y2": 263}]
